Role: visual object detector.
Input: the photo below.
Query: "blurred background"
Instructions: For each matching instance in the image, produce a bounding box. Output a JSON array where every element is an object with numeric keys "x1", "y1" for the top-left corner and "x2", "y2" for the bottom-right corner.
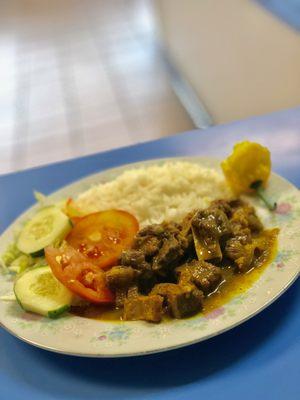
[{"x1": 1, "y1": 0, "x2": 300, "y2": 175}]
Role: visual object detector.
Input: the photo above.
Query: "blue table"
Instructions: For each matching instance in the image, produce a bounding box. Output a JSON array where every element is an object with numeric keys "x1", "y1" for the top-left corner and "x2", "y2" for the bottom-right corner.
[
  {"x1": 257, "y1": 0, "x2": 300, "y2": 32},
  {"x1": 1, "y1": 108, "x2": 299, "y2": 400}
]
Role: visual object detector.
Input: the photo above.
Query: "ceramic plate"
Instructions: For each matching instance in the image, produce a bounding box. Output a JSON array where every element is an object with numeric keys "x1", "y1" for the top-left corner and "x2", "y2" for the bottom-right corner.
[{"x1": 0, "y1": 157, "x2": 299, "y2": 357}]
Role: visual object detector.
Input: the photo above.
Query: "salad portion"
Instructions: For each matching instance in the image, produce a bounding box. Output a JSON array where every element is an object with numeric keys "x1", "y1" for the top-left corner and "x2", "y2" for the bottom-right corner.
[{"x1": 2, "y1": 206, "x2": 138, "y2": 318}]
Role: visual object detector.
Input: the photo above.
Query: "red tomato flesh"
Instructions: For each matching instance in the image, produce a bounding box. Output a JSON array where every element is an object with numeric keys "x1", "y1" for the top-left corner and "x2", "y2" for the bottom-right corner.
[
  {"x1": 66, "y1": 210, "x2": 139, "y2": 269},
  {"x1": 45, "y1": 245, "x2": 115, "y2": 304}
]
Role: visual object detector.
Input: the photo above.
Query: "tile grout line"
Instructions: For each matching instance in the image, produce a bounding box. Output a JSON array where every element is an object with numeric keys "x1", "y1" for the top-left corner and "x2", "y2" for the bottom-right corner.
[
  {"x1": 85, "y1": 4, "x2": 196, "y2": 142},
  {"x1": 85, "y1": 17, "x2": 166, "y2": 143},
  {"x1": 55, "y1": 36, "x2": 86, "y2": 157},
  {"x1": 84, "y1": 12, "x2": 137, "y2": 142},
  {"x1": 10, "y1": 42, "x2": 31, "y2": 171}
]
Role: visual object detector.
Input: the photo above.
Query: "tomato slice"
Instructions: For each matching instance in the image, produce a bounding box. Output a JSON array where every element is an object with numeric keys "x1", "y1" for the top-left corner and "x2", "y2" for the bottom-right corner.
[
  {"x1": 66, "y1": 210, "x2": 139, "y2": 269},
  {"x1": 64, "y1": 198, "x2": 87, "y2": 224},
  {"x1": 45, "y1": 245, "x2": 114, "y2": 304}
]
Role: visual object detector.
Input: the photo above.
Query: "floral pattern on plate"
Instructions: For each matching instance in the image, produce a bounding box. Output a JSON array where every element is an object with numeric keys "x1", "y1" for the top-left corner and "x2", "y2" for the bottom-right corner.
[{"x1": 0, "y1": 157, "x2": 299, "y2": 357}]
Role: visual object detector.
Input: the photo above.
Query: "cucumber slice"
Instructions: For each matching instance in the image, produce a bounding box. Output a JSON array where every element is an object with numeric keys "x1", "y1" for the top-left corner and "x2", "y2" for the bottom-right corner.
[
  {"x1": 17, "y1": 206, "x2": 72, "y2": 255},
  {"x1": 14, "y1": 266, "x2": 73, "y2": 318}
]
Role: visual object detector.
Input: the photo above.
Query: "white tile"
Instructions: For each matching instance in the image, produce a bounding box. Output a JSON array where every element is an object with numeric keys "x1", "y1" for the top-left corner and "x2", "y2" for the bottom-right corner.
[
  {"x1": 0, "y1": 36, "x2": 17, "y2": 81},
  {"x1": 83, "y1": 117, "x2": 132, "y2": 155},
  {"x1": 0, "y1": 125, "x2": 15, "y2": 147},
  {"x1": 27, "y1": 115, "x2": 69, "y2": 139},
  {"x1": 72, "y1": 65, "x2": 116, "y2": 106},
  {"x1": 0, "y1": 84, "x2": 17, "y2": 146},
  {"x1": 114, "y1": 73, "x2": 172, "y2": 109},
  {"x1": 0, "y1": 75, "x2": 16, "y2": 100},
  {"x1": 24, "y1": 133, "x2": 73, "y2": 169},
  {"x1": 28, "y1": 81, "x2": 65, "y2": 121},
  {"x1": 0, "y1": 97, "x2": 15, "y2": 126},
  {"x1": 28, "y1": 47, "x2": 58, "y2": 72},
  {"x1": 80, "y1": 102, "x2": 123, "y2": 129},
  {"x1": 67, "y1": 36, "x2": 100, "y2": 62},
  {"x1": 106, "y1": 44, "x2": 156, "y2": 72},
  {"x1": 126, "y1": 98, "x2": 194, "y2": 142},
  {"x1": 29, "y1": 66, "x2": 61, "y2": 87}
]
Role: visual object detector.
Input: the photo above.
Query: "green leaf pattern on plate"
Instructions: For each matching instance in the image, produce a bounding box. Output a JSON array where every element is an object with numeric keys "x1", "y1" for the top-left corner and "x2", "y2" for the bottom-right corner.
[{"x1": 0, "y1": 159, "x2": 299, "y2": 356}]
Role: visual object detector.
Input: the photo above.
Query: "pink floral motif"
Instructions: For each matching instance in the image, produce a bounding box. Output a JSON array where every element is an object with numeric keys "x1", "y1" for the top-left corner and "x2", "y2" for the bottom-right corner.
[
  {"x1": 205, "y1": 307, "x2": 225, "y2": 320},
  {"x1": 275, "y1": 203, "x2": 292, "y2": 215},
  {"x1": 276, "y1": 262, "x2": 285, "y2": 269},
  {"x1": 98, "y1": 335, "x2": 107, "y2": 341}
]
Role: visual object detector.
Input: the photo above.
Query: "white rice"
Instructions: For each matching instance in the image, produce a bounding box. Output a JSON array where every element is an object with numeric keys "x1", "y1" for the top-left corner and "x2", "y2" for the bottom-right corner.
[{"x1": 75, "y1": 162, "x2": 232, "y2": 226}]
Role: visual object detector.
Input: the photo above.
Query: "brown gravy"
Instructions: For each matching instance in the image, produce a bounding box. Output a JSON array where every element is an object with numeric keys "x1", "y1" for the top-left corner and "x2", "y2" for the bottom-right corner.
[{"x1": 71, "y1": 228, "x2": 279, "y2": 321}]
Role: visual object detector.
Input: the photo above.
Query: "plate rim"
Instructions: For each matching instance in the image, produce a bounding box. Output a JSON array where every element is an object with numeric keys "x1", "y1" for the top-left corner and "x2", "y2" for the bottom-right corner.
[{"x1": 0, "y1": 156, "x2": 299, "y2": 357}]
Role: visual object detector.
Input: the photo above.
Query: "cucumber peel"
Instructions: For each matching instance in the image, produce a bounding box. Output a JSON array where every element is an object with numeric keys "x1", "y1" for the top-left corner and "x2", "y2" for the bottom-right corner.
[
  {"x1": 48, "y1": 304, "x2": 70, "y2": 319},
  {"x1": 17, "y1": 206, "x2": 72, "y2": 255}
]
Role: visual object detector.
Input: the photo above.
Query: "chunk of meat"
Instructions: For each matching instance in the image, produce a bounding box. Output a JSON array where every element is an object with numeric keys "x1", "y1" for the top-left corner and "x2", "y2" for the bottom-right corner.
[
  {"x1": 133, "y1": 235, "x2": 162, "y2": 258},
  {"x1": 224, "y1": 202, "x2": 264, "y2": 273},
  {"x1": 131, "y1": 221, "x2": 190, "y2": 276},
  {"x1": 121, "y1": 249, "x2": 151, "y2": 271},
  {"x1": 191, "y1": 207, "x2": 231, "y2": 261},
  {"x1": 127, "y1": 285, "x2": 139, "y2": 299},
  {"x1": 138, "y1": 269, "x2": 157, "y2": 294},
  {"x1": 131, "y1": 223, "x2": 174, "y2": 266},
  {"x1": 225, "y1": 238, "x2": 255, "y2": 273},
  {"x1": 208, "y1": 199, "x2": 262, "y2": 243},
  {"x1": 225, "y1": 237, "x2": 247, "y2": 260},
  {"x1": 230, "y1": 204, "x2": 263, "y2": 235},
  {"x1": 114, "y1": 285, "x2": 140, "y2": 308},
  {"x1": 247, "y1": 213, "x2": 263, "y2": 233},
  {"x1": 181, "y1": 211, "x2": 195, "y2": 234},
  {"x1": 235, "y1": 248, "x2": 255, "y2": 272},
  {"x1": 152, "y1": 235, "x2": 186, "y2": 275},
  {"x1": 230, "y1": 224, "x2": 252, "y2": 243},
  {"x1": 225, "y1": 229, "x2": 275, "y2": 273},
  {"x1": 180, "y1": 211, "x2": 196, "y2": 254},
  {"x1": 105, "y1": 266, "x2": 138, "y2": 290},
  {"x1": 137, "y1": 224, "x2": 165, "y2": 238},
  {"x1": 121, "y1": 249, "x2": 145, "y2": 266},
  {"x1": 210, "y1": 199, "x2": 233, "y2": 217},
  {"x1": 176, "y1": 260, "x2": 223, "y2": 294},
  {"x1": 192, "y1": 207, "x2": 231, "y2": 238},
  {"x1": 228, "y1": 198, "x2": 245, "y2": 209},
  {"x1": 151, "y1": 283, "x2": 203, "y2": 318},
  {"x1": 115, "y1": 288, "x2": 127, "y2": 308},
  {"x1": 162, "y1": 221, "x2": 183, "y2": 236},
  {"x1": 123, "y1": 295, "x2": 163, "y2": 322}
]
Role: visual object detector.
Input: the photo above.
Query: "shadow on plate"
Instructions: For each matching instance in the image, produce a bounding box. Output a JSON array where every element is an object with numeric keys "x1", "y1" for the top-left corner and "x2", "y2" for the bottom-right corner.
[{"x1": 1, "y1": 280, "x2": 299, "y2": 399}]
